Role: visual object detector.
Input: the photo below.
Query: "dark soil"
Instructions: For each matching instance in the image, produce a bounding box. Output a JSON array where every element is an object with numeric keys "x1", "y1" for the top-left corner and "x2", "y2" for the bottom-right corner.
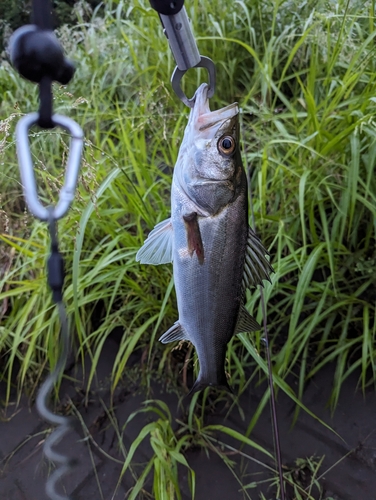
[{"x1": 0, "y1": 337, "x2": 375, "y2": 500}]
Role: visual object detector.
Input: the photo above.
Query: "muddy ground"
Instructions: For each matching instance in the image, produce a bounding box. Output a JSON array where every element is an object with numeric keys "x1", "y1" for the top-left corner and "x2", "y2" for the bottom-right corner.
[{"x1": 0, "y1": 336, "x2": 375, "y2": 500}]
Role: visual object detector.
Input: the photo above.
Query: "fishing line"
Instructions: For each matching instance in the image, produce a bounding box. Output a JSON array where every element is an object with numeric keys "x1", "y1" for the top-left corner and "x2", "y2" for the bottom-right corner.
[{"x1": 240, "y1": 112, "x2": 285, "y2": 500}]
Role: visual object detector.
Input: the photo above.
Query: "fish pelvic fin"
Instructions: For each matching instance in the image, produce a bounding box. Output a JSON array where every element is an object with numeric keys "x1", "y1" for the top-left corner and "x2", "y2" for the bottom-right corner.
[
  {"x1": 159, "y1": 321, "x2": 190, "y2": 344},
  {"x1": 188, "y1": 372, "x2": 233, "y2": 395},
  {"x1": 136, "y1": 218, "x2": 173, "y2": 265}
]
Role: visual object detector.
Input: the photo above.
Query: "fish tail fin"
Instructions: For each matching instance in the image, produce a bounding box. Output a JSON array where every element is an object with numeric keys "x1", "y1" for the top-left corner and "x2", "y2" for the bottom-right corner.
[{"x1": 188, "y1": 371, "x2": 233, "y2": 396}]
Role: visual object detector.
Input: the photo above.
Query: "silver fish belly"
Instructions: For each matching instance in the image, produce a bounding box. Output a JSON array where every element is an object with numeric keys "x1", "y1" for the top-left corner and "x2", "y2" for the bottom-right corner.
[{"x1": 136, "y1": 83, "x2": 273, "y2": 392}]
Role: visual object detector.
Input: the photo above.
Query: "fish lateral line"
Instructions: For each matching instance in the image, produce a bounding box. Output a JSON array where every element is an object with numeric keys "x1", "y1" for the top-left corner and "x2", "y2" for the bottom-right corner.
[{"x1": 183, "y1": 212, "x2": 205, "y2": 265}]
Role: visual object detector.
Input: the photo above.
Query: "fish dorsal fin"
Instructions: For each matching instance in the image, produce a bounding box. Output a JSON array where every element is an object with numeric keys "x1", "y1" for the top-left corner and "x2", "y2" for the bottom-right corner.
[
  {"x1": 136, "y1": 218, "x2": 173, "y2": 265},
  {"x1": 242, "y1": 227, "x2": 274, "y2": 290},
  {"x1": 235, "y1": 305, "x2": 261, "y2": 334},
  {"x1": 159, "y1": 322, "x2": 190, "y2": 344}
]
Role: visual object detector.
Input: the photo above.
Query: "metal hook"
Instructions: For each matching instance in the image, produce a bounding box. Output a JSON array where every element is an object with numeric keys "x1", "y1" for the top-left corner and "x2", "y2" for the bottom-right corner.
[
  {"x1": 16, "y1": 112, "x2": 84, "y2": 221},
  {"x1": 171, "y1": 55, "x2": 216, "y2": 108}
]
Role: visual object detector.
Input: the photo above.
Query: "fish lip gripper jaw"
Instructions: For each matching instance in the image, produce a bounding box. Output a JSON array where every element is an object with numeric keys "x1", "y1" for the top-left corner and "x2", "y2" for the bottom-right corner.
[{"x1": 149, "y1": 0, "x2": 216, "y2": 106}]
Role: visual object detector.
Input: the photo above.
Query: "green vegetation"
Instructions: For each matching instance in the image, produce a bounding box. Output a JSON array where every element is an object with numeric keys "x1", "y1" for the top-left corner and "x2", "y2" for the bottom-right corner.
[
  {"x1": 0, "y1": 0, "x2": 375, "y2": 497},
  {"x1": 0, "y1": 0, "x2": 103, "y2": 53}
]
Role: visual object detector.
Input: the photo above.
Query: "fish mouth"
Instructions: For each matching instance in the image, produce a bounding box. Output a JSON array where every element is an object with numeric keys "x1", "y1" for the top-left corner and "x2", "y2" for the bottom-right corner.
[
  {"x1": 188, "y1": 83, "x2": 239, "y2": 134},
  {"x1": 190, "y1": 178, "x2": 233, "y2": 189},
  {"x1": 194, "y1": 179, "x2": 232, "y2": 185}
]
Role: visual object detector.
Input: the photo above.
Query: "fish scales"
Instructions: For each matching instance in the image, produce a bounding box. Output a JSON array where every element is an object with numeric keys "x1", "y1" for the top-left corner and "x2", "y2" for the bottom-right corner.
[{"x1": 136, "y1": 83, "x2": 273, "y2": 392}]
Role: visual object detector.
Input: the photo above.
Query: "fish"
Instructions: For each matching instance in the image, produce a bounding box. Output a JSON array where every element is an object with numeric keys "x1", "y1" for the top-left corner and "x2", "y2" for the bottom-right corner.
[{"x1": 136, "y1": 83, "x2": 273, "y2": 393}]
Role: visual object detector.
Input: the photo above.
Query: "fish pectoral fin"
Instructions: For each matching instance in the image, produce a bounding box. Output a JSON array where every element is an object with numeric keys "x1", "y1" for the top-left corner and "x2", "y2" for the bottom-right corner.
[
  {"x1": 159, "y1": 322, "x2": 190, "y2": 344},
  {"x1": 183, "y1": 212, "x2": 204, "y2": 265},
  {"x1": 136, "y1": 218, "x2": 173, "y2": 265},
  {"x1": 235, "y1": 305, "x2": 261, "y2": 334},
  {"x1": 242, "y1": 227, "x2": 274, "y2": 290}
]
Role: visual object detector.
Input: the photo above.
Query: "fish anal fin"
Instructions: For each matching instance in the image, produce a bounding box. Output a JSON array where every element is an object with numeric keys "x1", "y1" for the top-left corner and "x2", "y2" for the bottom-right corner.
[
  {"x1": 136, "y1": 218, "x2": 173, "y2": 265},
  {"x1": 235, "y1": 305, "x2": 261, "y2": 334},
  {"x1": 159, "y1": 321, "x2": 190, "y2": 344},
  {"x1": 183, "y1": 212, "x2": 204, "y2": 265}
]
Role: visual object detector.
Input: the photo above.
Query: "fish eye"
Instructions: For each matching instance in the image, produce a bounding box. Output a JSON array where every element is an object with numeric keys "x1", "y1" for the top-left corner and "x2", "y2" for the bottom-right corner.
[{"x1": 218, "y1": 135, "x2": 236, "y2": 156}]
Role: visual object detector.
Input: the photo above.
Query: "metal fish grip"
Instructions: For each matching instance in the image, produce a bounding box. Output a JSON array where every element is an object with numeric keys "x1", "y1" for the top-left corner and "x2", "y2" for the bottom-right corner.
[
  {"x1": 150, "y1": 1, "x2": 216, "y2": 106},
  {"x1": 171, "y1": 56, "x2": 216, "y2": 108}
]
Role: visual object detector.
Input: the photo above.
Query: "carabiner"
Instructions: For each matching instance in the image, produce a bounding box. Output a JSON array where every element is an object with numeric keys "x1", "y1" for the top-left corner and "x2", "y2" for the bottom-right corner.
[
  {"x1": 171, "y1": 56, "x2": 216, "y2": 108},
  {"x1": 16, "y1": 113, "x2": 84, "y2": 221}
]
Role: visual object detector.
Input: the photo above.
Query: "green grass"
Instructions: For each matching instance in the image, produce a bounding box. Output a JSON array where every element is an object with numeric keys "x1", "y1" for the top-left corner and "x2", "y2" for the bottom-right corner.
[{"x1": 0, "y1": 0, "x2": 376, "y2": 497}]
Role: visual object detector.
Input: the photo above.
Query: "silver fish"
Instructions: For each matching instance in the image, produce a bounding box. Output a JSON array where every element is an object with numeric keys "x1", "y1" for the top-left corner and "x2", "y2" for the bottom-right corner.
[{"x1": 136, "y1": 83, "x2": 273, "y2": 392}]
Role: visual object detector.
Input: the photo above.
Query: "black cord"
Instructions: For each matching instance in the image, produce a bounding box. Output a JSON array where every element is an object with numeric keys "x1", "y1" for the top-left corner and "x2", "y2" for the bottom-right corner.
[
  {"x1": 32, "y1": 0, "x2": 54, "y2": 128},
  {"x1": 47, "y1": 211, "x2": 65, "y2": 303},
  {"x1": 38, "y1": 75, "x2": 54, "y2": 129},
  {"x1": 32, "y1": 0, "x2": 53, "y2": 30}
]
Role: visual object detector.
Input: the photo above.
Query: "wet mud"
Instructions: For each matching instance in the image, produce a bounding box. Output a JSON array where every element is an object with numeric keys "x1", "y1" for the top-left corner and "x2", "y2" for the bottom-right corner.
[{"x1": 0, "y1": 337, "x2": 375, "y2": 500}]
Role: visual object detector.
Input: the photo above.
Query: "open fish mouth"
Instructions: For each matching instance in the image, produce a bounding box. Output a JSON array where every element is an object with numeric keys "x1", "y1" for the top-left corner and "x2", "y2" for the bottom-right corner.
[
  {"x1": 192, "y1": 179, "x2": 233, "y2": 186},
  {"x1": 188, "y1": 83, "x2": 239, "y2": 136}
]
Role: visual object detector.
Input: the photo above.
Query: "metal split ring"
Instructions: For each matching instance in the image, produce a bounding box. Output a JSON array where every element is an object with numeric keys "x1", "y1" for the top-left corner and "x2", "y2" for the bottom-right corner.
[{"x1": 171, "y1": 56, "x2": 216, "y2": 108}]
